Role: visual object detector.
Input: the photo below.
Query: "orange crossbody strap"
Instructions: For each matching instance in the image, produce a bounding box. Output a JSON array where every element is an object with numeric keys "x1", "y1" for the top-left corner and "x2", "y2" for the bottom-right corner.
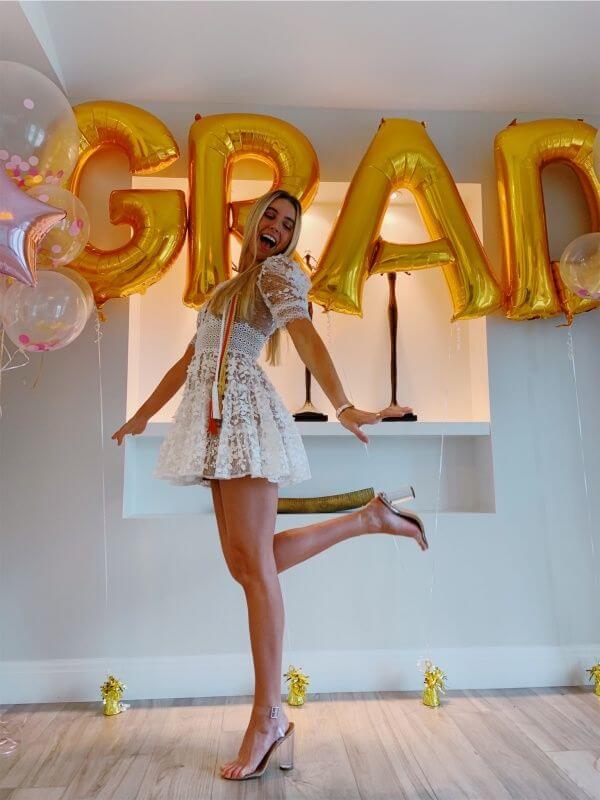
[{"x1": 207, "y1": 294, "x2": 238, "y2": 434}]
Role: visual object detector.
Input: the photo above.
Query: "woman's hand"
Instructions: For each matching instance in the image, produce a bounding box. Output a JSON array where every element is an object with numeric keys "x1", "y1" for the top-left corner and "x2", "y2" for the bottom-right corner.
[
  {"x1": 111, "y1": 412, "x2": 149, "y2": 446},
  {"x1": 338, "y1": 407, "x2": 381, "y2": 444}
]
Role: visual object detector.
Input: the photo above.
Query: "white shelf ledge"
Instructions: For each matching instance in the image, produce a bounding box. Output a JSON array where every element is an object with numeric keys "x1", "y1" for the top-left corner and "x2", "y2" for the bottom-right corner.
[{"x1": 141, "y1": 420, "x2": 491, "y2": 438}]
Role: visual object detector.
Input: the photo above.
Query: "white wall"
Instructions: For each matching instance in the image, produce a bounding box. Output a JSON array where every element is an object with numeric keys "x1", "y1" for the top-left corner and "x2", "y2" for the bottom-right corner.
[
  {"x1": 128, "y1": 177, "x2": 487, "y2": 425},
  {"x1": 1, "y1": 104, "x2": 599, "y2": 703}
]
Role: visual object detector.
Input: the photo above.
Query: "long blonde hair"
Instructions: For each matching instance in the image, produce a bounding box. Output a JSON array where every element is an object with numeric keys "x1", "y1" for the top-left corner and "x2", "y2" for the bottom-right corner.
[{"x1": 205, "y1": 189, "x2": 303, "y2": 365}]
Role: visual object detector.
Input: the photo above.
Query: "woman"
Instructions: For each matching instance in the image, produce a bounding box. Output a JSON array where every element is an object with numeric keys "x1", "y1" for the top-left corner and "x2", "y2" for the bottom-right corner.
[{"x1": 112, "y1": 189, "x2": 428, "y2": 781}]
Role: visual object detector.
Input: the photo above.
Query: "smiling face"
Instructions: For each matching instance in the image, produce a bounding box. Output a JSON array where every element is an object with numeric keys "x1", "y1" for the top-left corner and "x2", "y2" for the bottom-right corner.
[{"x1": 256, "y1": 197, "x2": 297, "y2": 259}]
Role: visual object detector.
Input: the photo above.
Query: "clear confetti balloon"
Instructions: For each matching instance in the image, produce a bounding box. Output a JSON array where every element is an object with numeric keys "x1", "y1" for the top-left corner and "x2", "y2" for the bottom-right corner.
[
  {"x1": 0, "y1": 266, "x2": 94, "y2": 351},
  {"x1": 26, "y1": 185, "x2": 90, "y2": 267},
  {"x1": 0, "y1": 61, "x2": 79, "y2": 190},
  {"x1": 559, "y1": 232, "x2": 600, "y2": 301}
]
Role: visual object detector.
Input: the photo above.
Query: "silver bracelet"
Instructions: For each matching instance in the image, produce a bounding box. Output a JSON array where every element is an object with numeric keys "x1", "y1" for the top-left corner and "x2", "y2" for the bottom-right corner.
[{"x1": 336, "y1": 402, "x2": 354, "y2": 419}]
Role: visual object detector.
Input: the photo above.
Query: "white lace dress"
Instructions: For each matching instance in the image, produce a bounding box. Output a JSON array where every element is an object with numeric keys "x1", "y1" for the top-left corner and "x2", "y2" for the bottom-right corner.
[{"x1": 153, "y1": 254, "x2": 313, "y2": 488}]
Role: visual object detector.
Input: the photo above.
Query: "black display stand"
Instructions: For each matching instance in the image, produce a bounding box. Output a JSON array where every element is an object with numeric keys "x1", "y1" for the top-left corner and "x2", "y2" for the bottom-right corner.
[
  {"x1": 380, "y1": 271, "x2": 418, "y2": 421},
  {"x1": 293, "y1": 253, "x2": 328, "y2": 422}
]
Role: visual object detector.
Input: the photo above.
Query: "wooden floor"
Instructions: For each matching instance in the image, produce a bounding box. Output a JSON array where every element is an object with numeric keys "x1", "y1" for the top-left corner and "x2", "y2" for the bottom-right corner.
[{"x1": 0, "y1": 687, "x2": 599, "y2": 799}]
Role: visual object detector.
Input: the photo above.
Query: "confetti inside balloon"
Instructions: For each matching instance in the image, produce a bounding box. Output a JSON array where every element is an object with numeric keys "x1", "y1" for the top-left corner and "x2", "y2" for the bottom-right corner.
[
  {"x1": 26, "y1": 185, "x2": 90, "y2": 267},
  {"x1": 0, "y1": 266, "x2": 94, "y2": 351},
  {"x1": 0, "y1": 61, "x2": 79, "y2": 190},
  {"x1": 559, "y1": 232, "x2": 600, "y2": 301}
]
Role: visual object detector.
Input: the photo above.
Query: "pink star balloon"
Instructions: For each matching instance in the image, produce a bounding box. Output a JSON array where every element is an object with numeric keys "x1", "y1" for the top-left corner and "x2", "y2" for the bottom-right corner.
[{"x1": 0, "y1": 165, "x2": 66, "y2": 286}]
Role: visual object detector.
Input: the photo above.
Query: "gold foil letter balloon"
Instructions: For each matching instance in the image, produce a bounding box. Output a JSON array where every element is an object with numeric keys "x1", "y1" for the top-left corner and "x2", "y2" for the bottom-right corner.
[
  {"x1": 310, "y1": 118, "x2": 502, "y2": 319},
  {"x1": 186, "y1": 113, "x2": 319, "y2": 306},
  {"x1": 67, "y1": 101, "x2": 187, "y2": 307},
  {"x1": 494, "y1": 118, "x2": 600, "y2": 321}
]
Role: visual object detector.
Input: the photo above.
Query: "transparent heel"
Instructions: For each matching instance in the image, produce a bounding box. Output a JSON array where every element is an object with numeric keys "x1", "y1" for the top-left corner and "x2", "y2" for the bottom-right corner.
[
  {"x1": 278, "y1": 729, "x2": 295, "y2": 770},
  {"x1": 379, "y1": 485, "x2": 415, "y2": 507},
  {"x1": 376, "y1": 487, "x2": 428, "y2": 549}
]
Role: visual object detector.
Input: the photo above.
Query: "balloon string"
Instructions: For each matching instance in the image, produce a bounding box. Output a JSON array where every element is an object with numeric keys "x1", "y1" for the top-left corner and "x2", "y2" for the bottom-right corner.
[
  {"x1": 281, "y1": 570, "x2": 293, "y2": 664},
  {"x1": 566, "y1": 324, "x2": 596, "y2": 564},
  {"x1": 282, "y1": 308, "x2": 357, "y2": 670},
  {"x1": 324, "y1": 309, "x2": 355, "y2": 407},
  {"x1": 0, "y1": 324, "x2": 30, "y2": 750},
  {"x1": 420, "y1": 324, "x2": 453, "y2": 669},
  {"x1": 0, "y1": 326, "x2": 4, "y2": 730},
  {"x1": 566, "y1": 324, "x2": 599, "y2": 649},
  {"x1": 0, "y1": 324, "x2": 31, "y2": 419},
  {"x1": 526, "y1": 332, "x2": 565, "y2": 649},
  {"x1": 324, "y1": 309, "x2": 364, "y2": 448},
  {"x1": 0, "y1": 325, "x2": 4, "y2": 421},
  {"x1": 94, "y1": 311, "x2": 111, "y2": 685}
]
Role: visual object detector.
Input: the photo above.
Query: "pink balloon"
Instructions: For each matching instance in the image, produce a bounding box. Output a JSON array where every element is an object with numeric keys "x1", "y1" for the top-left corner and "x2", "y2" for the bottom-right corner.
[{"x1": 0, "y1": 167, "x2": 66, "y2": 286}]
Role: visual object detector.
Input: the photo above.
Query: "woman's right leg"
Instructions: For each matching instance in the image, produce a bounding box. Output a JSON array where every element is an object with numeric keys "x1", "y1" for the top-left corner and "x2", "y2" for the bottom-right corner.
[{"x1": 210, "y1": 479, "x2": 236, "y2": 574}]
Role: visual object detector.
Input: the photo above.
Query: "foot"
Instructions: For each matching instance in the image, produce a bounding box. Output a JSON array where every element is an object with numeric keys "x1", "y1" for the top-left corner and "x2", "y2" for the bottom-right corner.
[
  {"x1": 220, "y1": 705, "x2": 290, "y2": 780},
  {"x1": 360, "y1": 495, "x2": 428, "y2": 551}
]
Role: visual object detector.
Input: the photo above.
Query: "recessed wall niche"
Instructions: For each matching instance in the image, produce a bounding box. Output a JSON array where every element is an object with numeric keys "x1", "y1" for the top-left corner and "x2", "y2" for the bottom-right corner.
[{"x1": 123, "y1": 178, "x2": 494, "y2": 518}]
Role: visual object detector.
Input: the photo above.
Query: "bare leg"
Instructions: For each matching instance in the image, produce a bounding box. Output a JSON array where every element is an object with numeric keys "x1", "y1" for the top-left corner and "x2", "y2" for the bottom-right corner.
[
  {"x1": 272, "y1": 494, "x2": 427, "y2": 573},
  {"x1": 215, "y1": 476, "x2": 290, "y2": 780}
]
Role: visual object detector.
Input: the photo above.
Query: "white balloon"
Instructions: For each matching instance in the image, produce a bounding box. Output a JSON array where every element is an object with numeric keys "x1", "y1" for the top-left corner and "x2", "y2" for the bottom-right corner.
[
  {"x1": 0, "y1": 267, "x2": 94, "y2": 351},
  {"x1": 0, "y1": 61, "x2": 79, "y2": 191},
  {"x1": 559, "y1": 232, "x2": 600, "y2": 301}
]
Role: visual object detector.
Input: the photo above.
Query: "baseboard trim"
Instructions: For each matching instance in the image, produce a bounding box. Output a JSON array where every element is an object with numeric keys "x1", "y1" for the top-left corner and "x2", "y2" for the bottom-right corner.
[{"x1": 1, "y1": 645, "x2": 598, "y2": 704}]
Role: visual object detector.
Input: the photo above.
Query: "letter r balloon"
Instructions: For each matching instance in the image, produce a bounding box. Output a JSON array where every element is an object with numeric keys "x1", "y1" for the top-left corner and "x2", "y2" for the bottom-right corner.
[{"x1": 186, "y1": 113, "x2": 319, "y2": 306}]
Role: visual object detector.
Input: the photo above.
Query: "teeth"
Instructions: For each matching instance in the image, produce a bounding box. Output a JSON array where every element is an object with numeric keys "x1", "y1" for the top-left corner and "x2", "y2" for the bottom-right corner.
[{"x1": 261, "y1": 233, "x2": 277, "y2": 246}]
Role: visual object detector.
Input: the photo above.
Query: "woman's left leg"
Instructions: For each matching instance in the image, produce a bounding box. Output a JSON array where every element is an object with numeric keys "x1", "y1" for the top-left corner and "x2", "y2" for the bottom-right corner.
[{"x1": 217, "y1": 475, "x2": 289, "y2": 780}]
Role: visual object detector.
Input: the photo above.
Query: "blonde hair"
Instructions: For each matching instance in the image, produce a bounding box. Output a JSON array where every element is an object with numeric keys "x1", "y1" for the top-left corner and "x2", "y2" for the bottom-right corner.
[{"x1": 205, "y1": 189, "x2": 303, "y2": 365}]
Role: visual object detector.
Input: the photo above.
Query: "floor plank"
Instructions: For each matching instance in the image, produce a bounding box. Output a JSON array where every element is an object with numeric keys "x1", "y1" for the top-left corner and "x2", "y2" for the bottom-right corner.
[
  {"x1": 0, "y1": 689, "x2": 598, "y2": 799},
  {"x1": 547, "y1": 750, "x2": 600, "y2": 800}
]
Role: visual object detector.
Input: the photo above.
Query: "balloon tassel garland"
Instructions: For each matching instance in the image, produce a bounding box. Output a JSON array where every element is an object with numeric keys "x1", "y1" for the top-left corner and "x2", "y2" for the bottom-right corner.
[{"x1": 207, "y1": 295, "x2": 238, "y2": 436}]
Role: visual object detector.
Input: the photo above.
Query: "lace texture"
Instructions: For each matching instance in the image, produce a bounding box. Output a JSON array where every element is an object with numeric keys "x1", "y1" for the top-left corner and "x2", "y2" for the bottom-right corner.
[{"x1": 154, "y1": 255, "x2": 313, "y2": 487}]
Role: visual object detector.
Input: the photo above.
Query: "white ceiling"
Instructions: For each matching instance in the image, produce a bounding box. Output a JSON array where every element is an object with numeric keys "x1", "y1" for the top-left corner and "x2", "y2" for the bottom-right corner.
[{"x1": 13, "y1": 0, "x2": 600, "y2": 114}]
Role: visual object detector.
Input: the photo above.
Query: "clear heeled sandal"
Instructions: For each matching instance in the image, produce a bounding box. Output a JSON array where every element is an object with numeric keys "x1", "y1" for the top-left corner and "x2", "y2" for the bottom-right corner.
[
  {"x1": 221, "y1": 705, "x2": 295, "y2": 781},
  {"x1": 374, "y1": 485, "x2": 428, "y2": 548}
]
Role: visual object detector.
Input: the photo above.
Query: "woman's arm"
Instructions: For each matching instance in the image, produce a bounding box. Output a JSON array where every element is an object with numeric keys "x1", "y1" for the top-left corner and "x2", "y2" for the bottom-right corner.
[
  {"x1": 286, "y1": 317, "x2": 379, "y2": 443},
  {"x1": 111, "y1": 342, "x2": 195, "y2": 445}
]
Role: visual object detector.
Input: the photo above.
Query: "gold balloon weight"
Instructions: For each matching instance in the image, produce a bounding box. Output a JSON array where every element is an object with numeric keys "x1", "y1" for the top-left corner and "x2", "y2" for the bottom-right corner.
[
  {"x1": 587, "y1": 662, "x2": 600, "y2": 697},
  {"x1": 284, "y1": 665, "x2": 310, "y2": 706},
  {"x1": 100, "y1": 674, "x2": 129, "y2": 716},
  {"x1": 0, "y1": 719, "x2": 21, "y2": 756},
  {"x1": 420, "y1": 660, "x2": 447, "y2": 708}
]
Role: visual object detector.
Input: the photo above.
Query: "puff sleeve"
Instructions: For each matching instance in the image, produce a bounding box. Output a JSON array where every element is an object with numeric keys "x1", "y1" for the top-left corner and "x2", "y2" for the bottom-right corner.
[
  {"x1": 257, "y1": 255, "x2": 312, "y2": 329},
  {"x1": 188, "y1": 305, "x2": 206, "y2": 348}
]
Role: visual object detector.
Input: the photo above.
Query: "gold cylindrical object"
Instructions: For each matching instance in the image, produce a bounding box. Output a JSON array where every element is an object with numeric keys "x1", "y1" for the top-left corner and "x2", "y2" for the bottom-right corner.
[{"x1": 276, "y1": 487, "x2": 375, "y2": 514}]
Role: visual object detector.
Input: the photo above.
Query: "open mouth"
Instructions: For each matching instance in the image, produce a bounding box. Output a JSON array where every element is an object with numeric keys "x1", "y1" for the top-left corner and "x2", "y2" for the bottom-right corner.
[{"x1": 259, "y1": 232, "x2": 278, "y2": 251}]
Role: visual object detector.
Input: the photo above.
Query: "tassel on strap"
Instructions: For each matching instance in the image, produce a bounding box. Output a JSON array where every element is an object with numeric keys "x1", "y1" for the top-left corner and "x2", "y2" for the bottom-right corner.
[{"x1": 207, "y1": 295, "x2": 238, "y2": 436}]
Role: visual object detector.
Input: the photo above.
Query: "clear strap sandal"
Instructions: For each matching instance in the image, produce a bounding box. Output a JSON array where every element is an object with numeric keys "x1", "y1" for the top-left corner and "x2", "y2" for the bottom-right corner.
[
  {"x1": 375, "y1": 485, "x2": 428, "y2": 547},
  {"x1": 221, "y1": 705, "x2": 295, "y2": 781}
]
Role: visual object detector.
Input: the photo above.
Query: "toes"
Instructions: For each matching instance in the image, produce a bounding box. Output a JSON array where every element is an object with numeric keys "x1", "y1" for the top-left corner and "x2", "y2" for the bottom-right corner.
[
  {"x1": 220, "y1": 761, "x2": 236, "y2": 777},
  {"x1": 221, "y1": 760, "x2": 249, "y2": 780}
]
